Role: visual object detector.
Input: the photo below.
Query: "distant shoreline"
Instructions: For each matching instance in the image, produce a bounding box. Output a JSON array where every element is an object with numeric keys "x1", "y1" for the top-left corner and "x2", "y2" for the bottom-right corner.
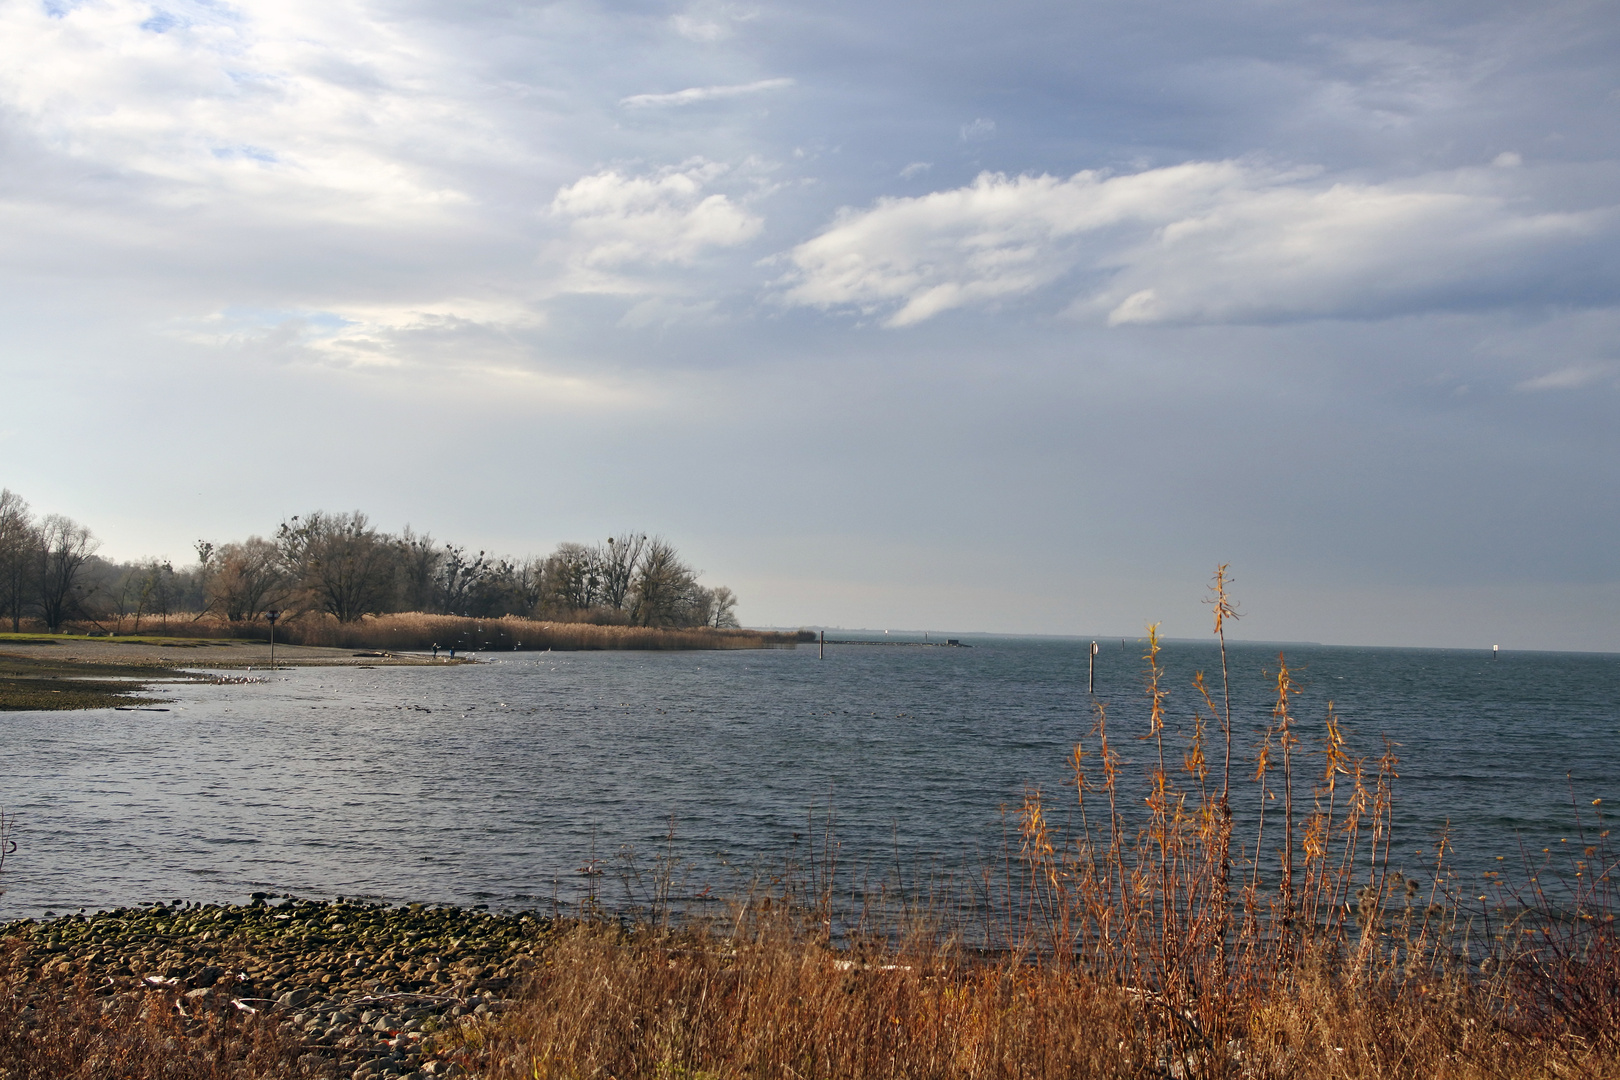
[
  {"x1": 0, "y1": 637, "x2": 457, "y2": 711},
  {"x1": 0, "y1": 622, "x2": 811, "y2": 711}
]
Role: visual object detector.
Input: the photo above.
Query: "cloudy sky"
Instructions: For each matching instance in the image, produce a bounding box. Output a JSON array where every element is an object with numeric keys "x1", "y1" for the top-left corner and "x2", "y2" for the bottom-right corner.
[{"x1": 2, "y1": 0, "x2": 1617, "y2": 648}]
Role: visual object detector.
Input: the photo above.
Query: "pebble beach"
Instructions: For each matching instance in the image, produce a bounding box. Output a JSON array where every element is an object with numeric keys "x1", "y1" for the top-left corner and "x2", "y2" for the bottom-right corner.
[{"x1": 1, "y1": 897, "x2": 550, "y2": 1079}]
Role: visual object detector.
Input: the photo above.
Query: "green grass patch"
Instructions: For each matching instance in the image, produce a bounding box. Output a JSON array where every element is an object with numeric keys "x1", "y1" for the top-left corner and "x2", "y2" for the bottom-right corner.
[{"x1": 0, "y1": 632, "x2": 251, "y2": 647}]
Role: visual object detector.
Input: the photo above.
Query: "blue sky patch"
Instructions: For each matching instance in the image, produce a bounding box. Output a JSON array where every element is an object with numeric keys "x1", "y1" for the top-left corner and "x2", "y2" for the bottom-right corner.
[{"x1": 140, "y1": 10, "x2": 182, "y2": 33}]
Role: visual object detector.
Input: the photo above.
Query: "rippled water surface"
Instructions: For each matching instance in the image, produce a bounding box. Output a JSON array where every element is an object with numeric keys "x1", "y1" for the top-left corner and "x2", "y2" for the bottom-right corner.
[{"x1": 3, "y1": 638, "x2": 1617, "y2": 917}]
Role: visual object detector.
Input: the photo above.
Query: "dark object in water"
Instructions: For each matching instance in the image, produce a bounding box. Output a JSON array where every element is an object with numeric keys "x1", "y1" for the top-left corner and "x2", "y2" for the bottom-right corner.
[{"x1": 820, "y1": 639, "x2": 969, "y2": 648}]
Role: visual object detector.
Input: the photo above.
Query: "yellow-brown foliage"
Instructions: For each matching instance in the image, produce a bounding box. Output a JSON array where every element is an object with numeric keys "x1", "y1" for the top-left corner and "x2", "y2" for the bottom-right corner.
[
  {"x1": 451, "y1": 914, "x2": 1615, "y2": 1080},
  {"x1": 57, "y1": 612, "x2": 807, "y2": 651},
  {"x1": 266, "y1": 612, "x2": 804, "y2": 652},
  {"x1": 0, "y1": 960, "x2": 300, "y2": 1079}
]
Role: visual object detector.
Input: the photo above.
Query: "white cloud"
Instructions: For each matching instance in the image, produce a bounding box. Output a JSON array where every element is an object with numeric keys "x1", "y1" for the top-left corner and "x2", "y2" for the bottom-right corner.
[
  {"x1": 672, "y1": 14, "x2": 728, "y2": 42},
  {"x1": 899, "y1": 161, "x2": 931, "y2": 179},
  {"x1": 959, "y1": 118, "x2": 996, "y2": 142},
  {"x1": 173, "y1": 297, "x2": 544, "y2": 366},
  {"x1": 780, "y1": 161, "x2": 1619, "y2": 327},
  {"x1": 620, "y1": 77, "x2": 792, "y2": 109},
  {"x1": 780, "y1": 162, "x2": 1262, "y2": 326},
  {"x1": 671, "y1": 2, "x2": 757, "y2": 42},
  {"x1": 167, "y1": 299, "x2": 640, "y2": 403},
  {"x1": 1515, "y1": 364, "x2": 1615, "y2": 392},
  {"x1": 0, "y1": 0, "x2": 499, "y2": 223},
  {"x1": 548, "y1": 160, "x2": 764, "y2": 293}
]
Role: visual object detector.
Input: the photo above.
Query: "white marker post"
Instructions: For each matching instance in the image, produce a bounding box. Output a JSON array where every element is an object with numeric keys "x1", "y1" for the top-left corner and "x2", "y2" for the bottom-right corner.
[
  {"x1": 1089, "y1": 640, "x2": 1099, "y2": 694},
  {"x1": 1493, "y1": 643, "x2": 1499, "y2": 661}
]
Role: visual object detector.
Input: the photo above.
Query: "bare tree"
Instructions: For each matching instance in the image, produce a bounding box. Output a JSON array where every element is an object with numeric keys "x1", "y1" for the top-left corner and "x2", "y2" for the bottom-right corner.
[
  {"x1": 705, "y1": 585, "x2": 740, "y2": 628},
  {"x1": 473, "y1": 556, "x2": 545, "y2": 617},
  {"x1": 0, "y1": 490, "x2": 35, "y2": 632},
  {"x1": 139, "y1": 558, "x2": 177, "y2": 630},
  {"x1": 37, "y1": 514, "x2": 99, "y2": 631},
  {"x1": 514, "y1": 556, "x2": 546, "y2": 615},
  {"x1": 543, "y1": 542, "x2": 600, "y2": 613},
  {"x1": 395, "y1": 527, "x2": 441, "y2": 612},
  {"x1": 598, "y1": 533, "x2": 647, "y2": 611},
  {"x1": 108, "y1": 564, "x2": 137, "y2": 633},
  {"x1": 278, "y1": 512, "x2": 396, "y2": 622},
  {"x1": 435, "y1": 544, "x2": 490, "y2": 615},
  {"x1": 205, "y1": 539, "x2": 286, "y2": 621},
  {"x1": 0, "y1": 496, "x2": 744, "y2": 635},
  {"x1": 629, "y1": 537, "x2": 700, "y2": 627},
  {"x1": 466, "y1": 558, "x2": 530, "y2": 617}
]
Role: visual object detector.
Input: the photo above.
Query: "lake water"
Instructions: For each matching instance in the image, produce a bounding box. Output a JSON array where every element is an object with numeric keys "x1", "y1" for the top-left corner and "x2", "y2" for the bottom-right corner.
[{"x1": 2, "y1": 637, "x2": 1617, "y2": 919}]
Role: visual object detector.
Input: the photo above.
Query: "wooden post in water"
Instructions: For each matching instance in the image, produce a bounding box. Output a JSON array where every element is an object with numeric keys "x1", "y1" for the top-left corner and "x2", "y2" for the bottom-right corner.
[
  {"x1": 1088, "y1": 640, "x2": 1098, "y2": 693},
  {"x1": 266, "y1": 609, "x2": 281, "y2": 671},
  {"x1": 819, "y1": 629, "x2": 825, "y2": 659}
]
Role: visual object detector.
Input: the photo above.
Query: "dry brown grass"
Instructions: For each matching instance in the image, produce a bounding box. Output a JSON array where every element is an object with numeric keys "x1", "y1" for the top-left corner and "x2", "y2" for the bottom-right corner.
[
  {"x1": 51, "y1": 612, "x2": 808, "y2": 652},
  {"x1": 0, "y1": 964, "x2": 304, "y2": 1080},
  {"x1": 443, "y1": 912, "x2": 1616, "y2": 1080},
  {"x1": 269, "y1": 612, "x2": 805, "y2": 652}
]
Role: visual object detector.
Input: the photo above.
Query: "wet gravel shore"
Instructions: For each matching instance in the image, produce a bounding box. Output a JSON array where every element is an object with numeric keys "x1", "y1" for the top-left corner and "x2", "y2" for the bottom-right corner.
[{"x1": 1, "y1": 896, "x2": 552, "y2": 1079}]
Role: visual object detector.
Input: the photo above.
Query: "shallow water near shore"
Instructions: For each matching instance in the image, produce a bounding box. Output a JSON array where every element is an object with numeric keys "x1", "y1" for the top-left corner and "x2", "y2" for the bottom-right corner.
[{"x1": 3, "y1": 637, "x2": 1617, "y2": 918}]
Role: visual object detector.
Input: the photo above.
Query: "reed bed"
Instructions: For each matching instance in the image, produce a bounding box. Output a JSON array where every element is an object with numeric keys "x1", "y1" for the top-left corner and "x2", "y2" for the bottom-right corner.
[
  {"x1": 49, "y1": 612, "x2": 808, "y2": 652},
  {"x1": 451, "y1": 916, "x2": 1603, "y2": 1080},
  {"x1": 267, "y1": 612, "x2": 806, "y2": 652}
]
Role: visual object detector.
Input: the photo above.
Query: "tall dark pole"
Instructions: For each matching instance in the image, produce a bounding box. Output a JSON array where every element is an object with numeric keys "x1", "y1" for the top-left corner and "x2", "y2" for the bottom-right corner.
[
  {"x1": 266, "y1": 609, "x2": 281, "y2": 671},
  {"x1": 1088, "y1": 640, "x2": 1098, "y2": 694}
]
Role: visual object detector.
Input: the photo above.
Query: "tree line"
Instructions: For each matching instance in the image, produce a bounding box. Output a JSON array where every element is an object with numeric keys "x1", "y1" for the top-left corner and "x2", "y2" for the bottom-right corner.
[{"x1": 0, "y1": 490, "x2": 739, "y2": 633}]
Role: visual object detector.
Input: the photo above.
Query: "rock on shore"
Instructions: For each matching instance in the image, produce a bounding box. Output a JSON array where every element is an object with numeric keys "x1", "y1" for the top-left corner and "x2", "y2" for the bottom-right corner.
[{"x1": 1, "y1": 896, "x2": 552, "y2": 1079}]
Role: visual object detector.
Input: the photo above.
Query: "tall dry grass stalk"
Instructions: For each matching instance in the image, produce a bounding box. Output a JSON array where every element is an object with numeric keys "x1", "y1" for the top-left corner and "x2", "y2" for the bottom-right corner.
[
  {"x1": 452, "y1": 910, "x2": 1610, "y2": 1080},
  {"x1": 986, "y1": 573, "x2": 1451, "y2": 1071},
  {"x1": 1481, "y1": 792, "x2": 1620, "y2": 1058}
]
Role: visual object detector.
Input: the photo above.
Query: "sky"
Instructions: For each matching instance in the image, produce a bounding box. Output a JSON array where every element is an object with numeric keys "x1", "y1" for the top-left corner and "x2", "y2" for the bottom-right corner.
[{"x1": 1, "y1": 0, "x2": 1617, "y2": 649}]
